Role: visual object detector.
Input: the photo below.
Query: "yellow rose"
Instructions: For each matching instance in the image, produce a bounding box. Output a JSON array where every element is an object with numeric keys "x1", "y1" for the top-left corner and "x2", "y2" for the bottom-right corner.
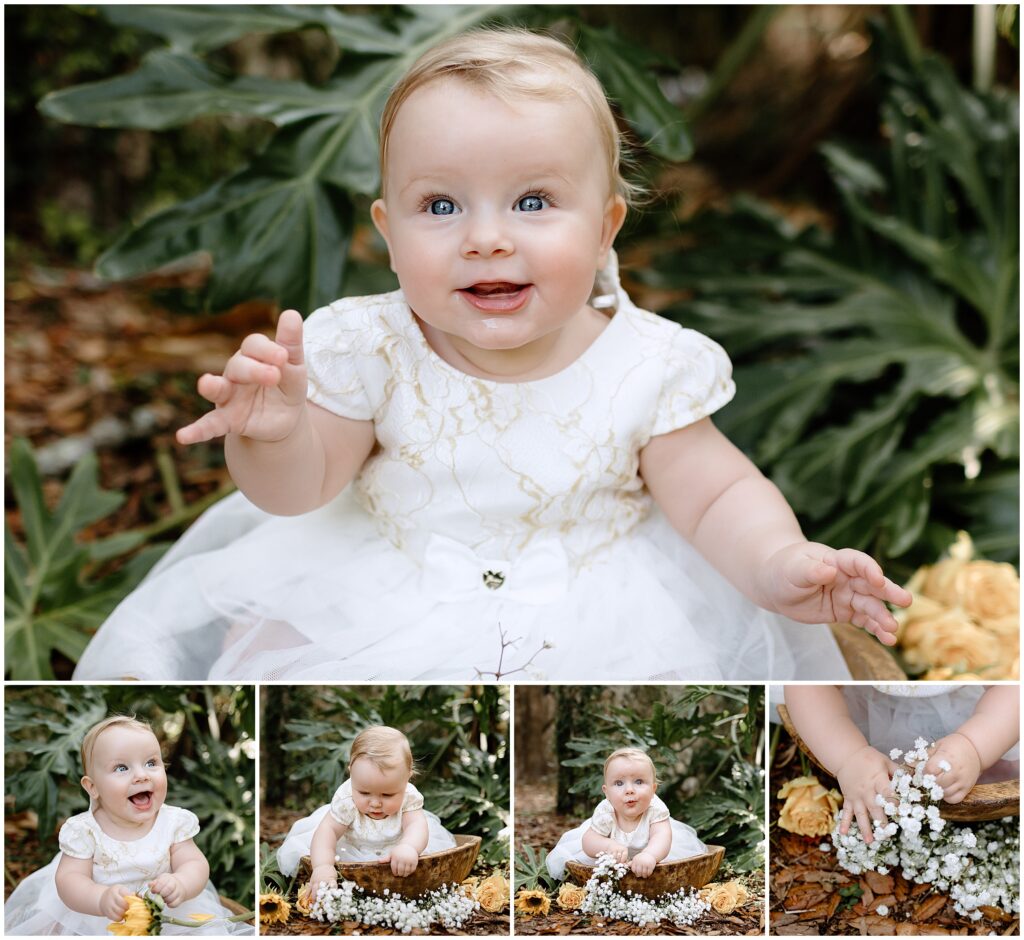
[
  {"x1": 921, "y1": 666, "x2": 986, "y2": 681},
  {"x1": 958, "y1": 561, "x2": 1019, "y2": 620},
  {"x1": 903, "y1": 611, "x2": 1002, "y2": 672},
  {"x1": 106, "y1": 894, "x2": 155, "y2": 936},
  {"x1": 921, "y1": 557, "x2": 967, "y2": 606},
  {"x1": 258, "y1": 892, "x2": 291, "y2": 926},
  {"x1": 556, "y1": 883, "x2": 587, "y2": 911},
  {"x1": 474, "y1": 873, "x2": 510, "y2": 912},
  {"x1": 513, "y1": 888, "x2": 551, "y2": 916},
  {"x1": 700, "y1": 880, "x2": 749, "y2": 914},
  {"x1": 777, "y1": 775, "x2": 842, "y2": 837}
]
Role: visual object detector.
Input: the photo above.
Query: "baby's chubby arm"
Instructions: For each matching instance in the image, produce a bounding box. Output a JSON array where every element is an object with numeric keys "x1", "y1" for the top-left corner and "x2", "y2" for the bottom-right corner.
[
  {"x1": 387, "y1": 808, "x2": 429, "y2": 877},
  {"x1": 784, "y1": 686, "x2": 897, "y2": 844},
  {"x1": 924, "y1": 686, "x2": 1020, "y2": 803},
  {"x1": 308, "y1": 814, "x2": 348, "y2": 902},
  {"x1": 640, "y1": 419, "x2": 911, "y2": 642},
  {"x1": 54, "y1": 853, "x2": 130, "y2": 920},
  {"x1": 630, "y1": 818, "x2": 670, "y2": 877},
  {"x1": 581, "y1": 827, "x2": 629, "y2": 864},
  {"x1": 176, "y1": 310, "x2": 375, "y2": 515},
  {"x1": 149, "y1": 839, "x2": 209, "y2": 908}
]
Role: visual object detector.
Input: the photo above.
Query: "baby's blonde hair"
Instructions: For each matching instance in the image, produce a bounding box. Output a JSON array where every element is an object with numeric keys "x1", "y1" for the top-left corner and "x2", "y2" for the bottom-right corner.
[
  {"x1": 378, "y1": 27, "x2": 638, "y2": 203},
  {"x1": 604, "y1": 747, "x2": 658, "y2": 786},
  {"x1": 80, "y1": 715, "x2": 156, "y2": 778},
  {"x1": 349, "y1": 725, "x2": 416, "y2": 779}
]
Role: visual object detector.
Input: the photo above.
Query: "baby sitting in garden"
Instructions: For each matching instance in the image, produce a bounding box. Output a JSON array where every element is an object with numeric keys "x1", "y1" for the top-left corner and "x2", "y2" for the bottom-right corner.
[
  {"x1": 784, "y1": 684, "x2": 1019, "y2": 843},
  {"x1": 276, "y1": 726, "x2": 455, "y2": 901},
  {"x1": 547, "y1": 747, "x2": 705, "y2": 879},
  {"x1": 4, "y1": 716, "x2": 249, "y2": 936}
]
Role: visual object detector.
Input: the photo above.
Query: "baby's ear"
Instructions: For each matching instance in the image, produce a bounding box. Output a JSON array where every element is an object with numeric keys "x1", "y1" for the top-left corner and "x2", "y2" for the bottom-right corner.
[
  {"x1": 598, "y1": 195, "x2": 627, "y2": 265},
  {"x1": 370, "y1": 199, "x2": 397, "y2": 273},
  {"x1": 81, "y1": 775, "x2": 98, "y2": 802}
]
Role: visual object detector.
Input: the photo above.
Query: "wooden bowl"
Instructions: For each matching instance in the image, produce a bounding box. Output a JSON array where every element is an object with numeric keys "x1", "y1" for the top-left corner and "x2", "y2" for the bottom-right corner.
[
  {"x1": 830, "y1": 623, "x2": 905, "y2": 681},
  {"x1": 564, "y1": 845, "x2": 725, "y2": 899},
  {"x1": 296, "y1": 834, "x2": 481, "y2": 898},
  {"x1": 776, "y1": 704, "x2": 1020, "y2": 821}
]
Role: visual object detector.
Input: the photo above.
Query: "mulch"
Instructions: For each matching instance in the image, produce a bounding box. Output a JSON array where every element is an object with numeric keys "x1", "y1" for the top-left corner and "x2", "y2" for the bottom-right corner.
[
  {"x1": 515, "y1": 780, "x2": 764, "y2": 936},
  {"x1": 259, "y1": 805, "x2": 509, "y2": 936},
  {"x1": 769, "y1": 726, "x2": 1020, "y2": 936}
]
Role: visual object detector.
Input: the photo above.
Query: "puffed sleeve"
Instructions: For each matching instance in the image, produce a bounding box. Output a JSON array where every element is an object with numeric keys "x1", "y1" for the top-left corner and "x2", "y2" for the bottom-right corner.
[
  {"x1": 304, "y1": 300, "x2": 375, "y2": 420},
  {"x1": 329, "y1": 780, "x2": 358, "y2": 827},
  {"x1": 588, "y1": 800, "x2": 615, "y2": 837},
  {"x1": 402, "y1": 783, "x2": 424, "y2": 814},
  {"x1": 648, "y1": 795, "x2": 670, "y2": 825},
  {"x1": 651, "y1": 327, "x2": 735, "y2": 437},
  {"x1": 58, "y1": 814, "x2": 97, "y2": 860},
  {"x1": 168, "y1": 806, "x2": 201, "y2": 843}
]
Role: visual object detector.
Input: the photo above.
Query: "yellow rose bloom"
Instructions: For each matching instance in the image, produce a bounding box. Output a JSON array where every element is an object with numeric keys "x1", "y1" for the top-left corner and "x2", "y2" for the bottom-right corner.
[
  {"x1": 514, "y1": 887, "x2": 551, "y2": 916},
  {"x1": 958, "y1": 561, "x2": 1019, "y2": 620},
  {"x1": 777, "y1": 775, "x2": 842, "y2": 837},
  {"x1": 700, "y1": 880, "x2": 749, "y2": 914},
  {"x1": 474, "y1": 873, "x2": 510, "y2": 912},
  {"x1": 556, "y1": 882, "x2": 587, "y2": 910},
  {"x1": 259, "y1": 892, "x2": 291, "y2": 925}
]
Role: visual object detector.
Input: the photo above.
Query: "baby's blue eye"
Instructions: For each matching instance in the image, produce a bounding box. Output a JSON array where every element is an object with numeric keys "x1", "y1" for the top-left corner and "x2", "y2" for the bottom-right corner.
[
  {"x1": 115, "y1": 764, "x2": 128, "y2": 772},
  {"x1": 516, "y1": 195, "x2": 547, "y2": 212},
  {"x1": 147, "y1": 759, "x2": 159, "y2": 768},
  {"x1": 428, "y1": 198, "x2": 457, "y2": 216}
]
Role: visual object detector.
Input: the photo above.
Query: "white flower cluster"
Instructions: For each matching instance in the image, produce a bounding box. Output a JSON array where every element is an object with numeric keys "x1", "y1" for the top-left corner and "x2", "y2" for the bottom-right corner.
[
  {"x1": 832, "y1": 737, "x2": 1020, "y2": 921},
  {"x1": 308, "y1": 880, "x2": 478, "y2": 934},
  {"x1": 578, "y1": 853, "x2": 710, "y2": 928}
]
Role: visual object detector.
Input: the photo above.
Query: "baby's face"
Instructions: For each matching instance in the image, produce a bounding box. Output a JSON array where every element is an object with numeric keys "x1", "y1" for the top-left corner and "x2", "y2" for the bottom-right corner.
[
  {"x1": 372, "y1": 78, "x2": 626, "y2": 367},
  {"x1": 350, "y1": 756, "x2": 409, "y2": 820},
  {"x1": 602, "y1": 756, "x2": 655, "y2": 821},
  {"x1": 83, "y1": 726, "x2": 167, "y2": 828}
]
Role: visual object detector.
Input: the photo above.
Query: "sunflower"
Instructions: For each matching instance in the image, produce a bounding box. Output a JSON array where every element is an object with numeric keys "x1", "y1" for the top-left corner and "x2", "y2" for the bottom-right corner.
[
  {"x1": 294, "y1": 883, "x2": 314, "y2": 916},
  {"x1": 106, "y1": 894, "x2": 160, "y2": 936},
  {"x1": 259, "y1": 892, "x2": 292, "y2": 925},
  {"x1": 514, "y1": 888, "x2": 551, "y2": 916}
]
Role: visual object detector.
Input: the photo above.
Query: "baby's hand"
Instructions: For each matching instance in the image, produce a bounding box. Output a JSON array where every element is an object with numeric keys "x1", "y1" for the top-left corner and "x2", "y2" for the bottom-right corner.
[
  {"x1": 836, "y1": 745, "x2": 897, "y2": 845},
  {"x1": 606, "y1": 841, "x2": 630, "y2": 865},
  {"x1": 176, "y1": 309, "x2": 308, "y2": 446},
  {"x1": 387, "y1": 843, "x2": 420, "y2": 877},
  {"x1": 149, "y1": 873, "x2": 186, "y2": 908},
  {"x1": 99, "y1": 884, "x2": 131, "y2": 921},
  {"x1": 630, "y1": 851, "x2": 657, "y2": 878},
  {"x1": 924, "y1": 733, "x2": 982, "y2": 804},
  {"x1": 765, "y1": 544, "x2": 912, "y2": 644},
  {"x1": 309, "y1": 864, "x2": 338, "y2": 902}
]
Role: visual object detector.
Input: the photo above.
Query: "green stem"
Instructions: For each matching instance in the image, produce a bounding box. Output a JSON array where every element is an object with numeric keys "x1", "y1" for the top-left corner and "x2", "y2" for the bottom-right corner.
[
  {"x1": 156, "y1": 445, "x2": 185, "y2": 515},
  {"x1": 889, "y1": 6, "x2": 924, "y2": 71},
  {"x1": 132, "y1": 481, "x2": 235, "y2": 542}
]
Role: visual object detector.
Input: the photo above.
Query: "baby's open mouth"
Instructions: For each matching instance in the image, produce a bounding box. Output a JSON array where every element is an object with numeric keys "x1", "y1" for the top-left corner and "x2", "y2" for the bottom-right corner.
[
  {"x1": 459, "y1": 282, "x2": 532, "y2": 312},
  {"x1": 465, "y1": 282, "x2": 525, "y2": 296},
  {"x1": 129, "y1": 791, "x2": 153, "y2": 809}
]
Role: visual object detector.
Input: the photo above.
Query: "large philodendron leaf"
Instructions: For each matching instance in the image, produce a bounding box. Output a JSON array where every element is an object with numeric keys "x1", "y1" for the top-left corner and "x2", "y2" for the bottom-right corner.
[{"x1": 4, "y1": 440, "x2": 167, "y2": 680}]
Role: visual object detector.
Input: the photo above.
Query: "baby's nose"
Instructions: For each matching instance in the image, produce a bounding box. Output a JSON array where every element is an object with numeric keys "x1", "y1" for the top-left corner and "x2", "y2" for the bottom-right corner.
[{"x1": 460, "y1": 212, "x2": 513, "y2": 258}]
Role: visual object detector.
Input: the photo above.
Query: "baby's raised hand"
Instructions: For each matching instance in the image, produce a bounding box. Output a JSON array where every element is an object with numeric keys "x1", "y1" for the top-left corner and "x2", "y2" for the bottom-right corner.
[
  {"x1": 836, "y1": 745, "x2": 897, "y2": 845},
  {"x1": 605, "y1": 841, "x2": 630, "y2": 865},
  {"x1": 309, "y1": 864, "x2": 338, "y2": 903},
  {"x1": 630, "y1": 851, "x2": 657, "y2": 878},
  {"x1": 765, "y1": 544, "x2": 912, "y2": 644},
  {"x1": 924, "y1": 733, "x2": 982, "y2": 804},
  {"x1": 176, "y1": 309, "x2": 308, "y2": 446},
  {"x1": 387, "y1": 843, "x2": 420, "y2": 877},
  {"x1": 149, "y1": 873, "x2": 186, "y2": 908},
  {"x1": 99, "y1": 884, "x2": 131, "y2": 921}
]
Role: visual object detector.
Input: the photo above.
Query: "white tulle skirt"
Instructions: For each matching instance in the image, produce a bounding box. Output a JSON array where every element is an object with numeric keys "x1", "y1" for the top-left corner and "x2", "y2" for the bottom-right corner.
[
  {"x1": 841, "y1": 685, "x2": 1020, "y2": 768},
  {"x1": 546, "y1": 818, "x2": 706, "y2": 881},
  {"x1": 276, "y1": 805, "x2": 456, "y2": 878},
  {"x1": 3, "y1": 855, "x2": 252, "y2": 936},
  {"x1": 74, "y1": 488, "x2": 851, "y2": 682}
]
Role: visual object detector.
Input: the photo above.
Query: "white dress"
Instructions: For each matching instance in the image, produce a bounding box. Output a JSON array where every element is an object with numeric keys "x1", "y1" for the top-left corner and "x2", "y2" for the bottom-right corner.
[
  {"x1": 73, "y1": 258, "x2": 850, "y2": 682},
  {"x1": 546, "y1": 794, "x2": 705, "y2": 880},
  {"x1": 3, "y1": 805, "x2": 252, "y2": 936},
  {"x1": 841, "y1": 684, "x2": 1020, "y2": 764},
  {"x1": 276, "y1": 780, "x2": 455, "y2": 877}
]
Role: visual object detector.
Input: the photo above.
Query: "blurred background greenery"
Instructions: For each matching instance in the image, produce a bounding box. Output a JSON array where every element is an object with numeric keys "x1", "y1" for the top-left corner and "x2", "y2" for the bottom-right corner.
[
  {"x1": 3, "y1": 684, "x2": 256, "y2": 904},
  {"x1": 4, "y1": 5, "x2": 1019, "y2": 678}
]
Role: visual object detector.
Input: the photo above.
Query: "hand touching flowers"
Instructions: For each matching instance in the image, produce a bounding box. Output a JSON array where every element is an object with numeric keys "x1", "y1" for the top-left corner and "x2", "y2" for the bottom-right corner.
[
  {"x1": 149, "y1": 873, "x2": 187, "y2": 907},
  {"x1": 835, "y1": 745, "x2": 897, "y2": 844},
  {"x1": 923, "y1": 733, "x2": 982, "y2": 804},
  {"x1": 99, "y1": 884, "x2": 132, "y2": 921},
  {"x1": 763, "y1": 544, "x2": 912, "y2": 643}
]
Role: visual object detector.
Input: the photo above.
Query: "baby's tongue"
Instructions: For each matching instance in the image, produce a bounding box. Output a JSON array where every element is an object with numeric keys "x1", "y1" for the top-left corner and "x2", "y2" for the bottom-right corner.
[{"x1": 129, "y1": 792, "x2": 152, "y2": 808}]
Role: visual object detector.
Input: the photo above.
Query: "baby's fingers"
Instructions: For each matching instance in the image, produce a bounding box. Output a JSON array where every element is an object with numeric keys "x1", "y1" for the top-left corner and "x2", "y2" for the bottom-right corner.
[
  {"x1": 274, "y1": 310, "x2": 305, "y2": 366},
  {"x1": 176, "y1": 406, "x2": 234, "y2": 446}
]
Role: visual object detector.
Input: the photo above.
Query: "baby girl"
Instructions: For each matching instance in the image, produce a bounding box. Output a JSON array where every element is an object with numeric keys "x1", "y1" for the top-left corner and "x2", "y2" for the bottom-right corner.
[
  {"x1": 784, "y1": 684, "x2": 1020, "y2": 843},
  {"x1": 276, "y1": 726, "x2": 455, "y2": 900},
  {"x1": 4, "y1": 716, "x2": 249, "y2": 936},
  {"x1": 547, "y1": 747, "x2": 705, "y2": 879}
]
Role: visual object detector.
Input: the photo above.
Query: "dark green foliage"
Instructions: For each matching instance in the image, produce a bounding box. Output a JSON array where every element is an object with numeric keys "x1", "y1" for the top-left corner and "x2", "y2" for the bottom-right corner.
[
  {"x1": 268, "y1": 685, "x2": 509, "y2": 869},
  {"x1": 646, "y1": 18, "x2": 1018, "y2": 572},
  {"x1": 557, "y1": 686, "x2": 764, "y2": 873},
  {"x1": 4, "y1": 439, "x2": 168, "y2": 679},
  {"x1": 4, "y1": 685, "x2": 256, "y2": 903},
  {"x1": 38, "y1": 5, "x2": 692, "y2": 313},
  {"x1": 514, "y1": 843, "x2": 556, "y2": 891}
]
